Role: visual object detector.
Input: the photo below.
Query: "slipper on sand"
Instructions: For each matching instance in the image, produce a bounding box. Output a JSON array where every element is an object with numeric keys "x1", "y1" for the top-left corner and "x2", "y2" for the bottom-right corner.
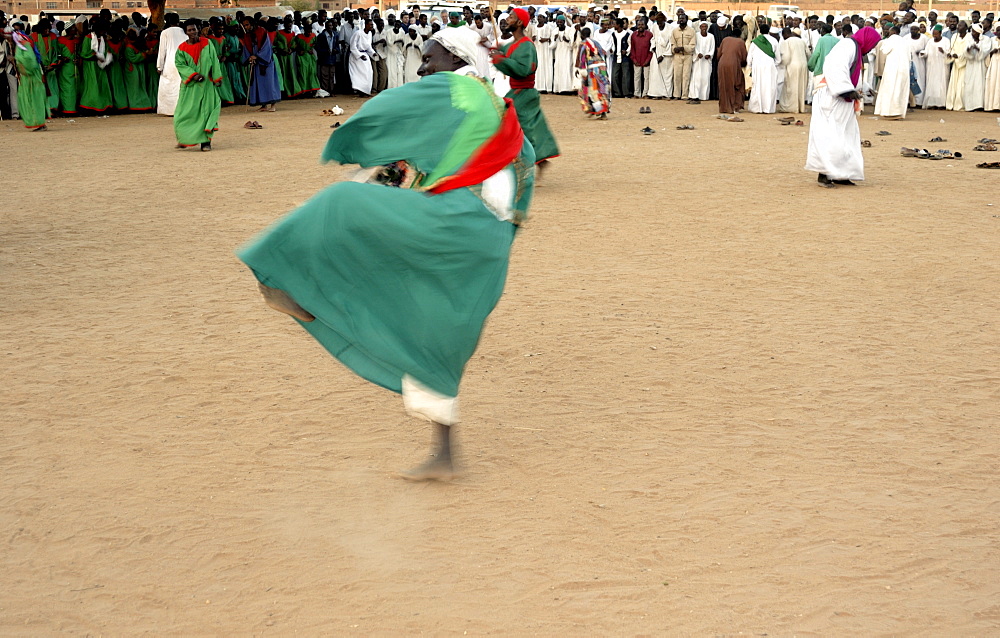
[
  {"x1": 974, "y1": 143, "x2": 997, "y2": 151},
  {"x1": 876, "y1": 130, "x2": 892, "y2": 136},
  {"x1": 929, "y1": 136, "x2": 946, "y2": 142},
  {"x1": 676, "y1": 124, "x2": 695, "y2": 130},
  {"x1": 976, "y1": 161, "x2": 1000, "y2": 168},
  {"x1": 861, "y1": 140, "x2": 872, "y2": 147}
]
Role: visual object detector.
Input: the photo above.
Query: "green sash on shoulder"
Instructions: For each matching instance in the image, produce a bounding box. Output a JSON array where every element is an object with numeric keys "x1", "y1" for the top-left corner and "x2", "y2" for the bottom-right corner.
[{"x1": 752, "y1": 34, "x2": 774, "y2": 58}]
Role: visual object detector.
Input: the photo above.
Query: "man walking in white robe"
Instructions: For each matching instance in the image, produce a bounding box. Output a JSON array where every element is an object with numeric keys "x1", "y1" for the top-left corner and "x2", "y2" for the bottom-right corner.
[
  {"x1": 156, "y1": 14, "x2": 186, "y2": 116},
  {"x1": 349, "y1": 19, "x2": 376, "y2": 95},
  {"x1": 874, "y1": 27, "x2": 911, "y2": 118},
  {"x1": 747, "y1": 25, "x2": 781, "y2": 113}
]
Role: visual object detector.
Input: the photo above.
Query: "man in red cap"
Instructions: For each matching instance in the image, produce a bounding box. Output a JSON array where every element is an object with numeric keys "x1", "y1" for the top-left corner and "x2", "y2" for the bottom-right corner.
[{"x1": 491, "y1": 7, "x2": 560, "y2": 164}]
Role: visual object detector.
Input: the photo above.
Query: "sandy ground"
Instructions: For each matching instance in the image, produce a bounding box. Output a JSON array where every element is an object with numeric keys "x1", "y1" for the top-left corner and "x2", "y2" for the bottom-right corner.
[{"x1": 2, "y1": 93, "x2": 999, "y2": 635}]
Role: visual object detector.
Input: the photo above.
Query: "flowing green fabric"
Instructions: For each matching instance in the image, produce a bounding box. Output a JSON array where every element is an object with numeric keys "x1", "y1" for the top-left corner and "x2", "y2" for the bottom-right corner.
[
  {"x1": 294, "y1": 35, "x2": 320, "y2": 94},
  {"x1": 14, "y1": 42, "x2": 50, "y2": 128},
  {"x1": 237, "y1": 72, "x2": 535, "y2": 397},
  {"x1": 56, "y1": 37, "x2": 79, "y2": 114},
  {"x1": 78, "y1": 35, "x2": 113, "y2": 112},
  {"x1": 123, "y1": 43, "x2": 153, "y2": 110},
  {"x1": 208, "y1": 37, "x2": 234, "y2": 104},
  {"x1": 107, "y1": 41, "x2": 129, "y2": 110},
  {"x1": 273, "y1": 31, "x2": 300, "y2": 96},
  {"x1": 34, "y1": 34, "x2": 60, "y2": 110},
  {"x1": 145, "y1": 38, "x2": 159, "y2": 108},
  {"x1": 223, "y1": 34, "x2": 247, "y2": 103},
  {"x1": 751, "y1": 34, "x2": 774, "y2": 59},
  {"x1": 493, "y1": 37, "x2": 559, "y2": 162},
  {"x1": 807, "y1": 33, "x2": 839, "y2": 75},
  {"x1": 173, "y1": 39, "x2": 222, "y2": 146}
]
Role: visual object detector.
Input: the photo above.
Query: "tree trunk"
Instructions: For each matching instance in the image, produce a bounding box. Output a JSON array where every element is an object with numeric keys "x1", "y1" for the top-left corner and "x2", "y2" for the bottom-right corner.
[{"x1": 148, "y1": 0, "x2": 166, "y2": 28}]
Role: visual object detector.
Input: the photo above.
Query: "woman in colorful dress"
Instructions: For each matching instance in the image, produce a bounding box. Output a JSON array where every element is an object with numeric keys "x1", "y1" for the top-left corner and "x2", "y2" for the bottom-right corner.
[{"x1": 576, "y1": 27, "x2": 610, "y2": 119}]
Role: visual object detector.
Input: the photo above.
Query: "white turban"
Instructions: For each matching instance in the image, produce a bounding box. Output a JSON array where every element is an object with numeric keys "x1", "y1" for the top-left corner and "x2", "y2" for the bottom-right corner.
[
  {"x1": 430, "y1": 26, "x2": 481, "y2": 67},
  {"x1": 972, "y1": 22, "x2": 984, "y2": 33},
  {"x1": 716, "y1": 15, "x2": 729, "y2": 27}
]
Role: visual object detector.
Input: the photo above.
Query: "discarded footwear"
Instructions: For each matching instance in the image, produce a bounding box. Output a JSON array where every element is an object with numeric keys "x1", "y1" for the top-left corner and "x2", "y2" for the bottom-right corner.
[
  {"x1": 244, "y1": 120, "x2": 255, "y2": 129},
  {"x1": 974, "y1": 143, "x2": 997, "y2": 151},
  {"x1": 794, "y1": 120, "x2": 804, "y2": 126},
  {"x1": 676, "y1": 124, "x2": 695, "y2": 130},
  {"x1": 330, "y1": 121, "x2": 341, "y2": 128},
  {"x1": 777, "y1": 116, "x2": 795, "y2": 123},
  {"x1": 876, "y1": 130, "x2": 892, "y2": 136},
  {"x1": 861, "y1": 140, "x2": 872, "y2": 147},
  {"x1": 976, "y1": 161, "x2": 1000, "y2": 168},
  {"x1": 929, "y1": 136, "x2": 946, "y2": 142},
  {"x1": 642, "y1": 126, "x2": 655, "y2": 135},
  {"x1": 900, "y1": 147, "x2": 919, "y2": 157},
  {"x1": 978, "y1": 138, "x2": 998, "y2": 144}
]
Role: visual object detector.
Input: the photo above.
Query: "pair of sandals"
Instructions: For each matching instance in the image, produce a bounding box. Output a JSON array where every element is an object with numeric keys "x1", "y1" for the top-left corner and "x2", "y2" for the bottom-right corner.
[
  {"x1": 978, "y1": 137, "x2": 998, "y2": 144},
  {"x1": 243, "y1": 120, "x2": 263, "y2": 129},
  {"x1": 716, "y1": 114, "x2": 744, "y2": 122},
  {"x1": 976, "y1": 162, "x2": 1000, "y2": 169},
  {"x1": 776, "y1": 116, "x2": 802, "y2": 126},
  {"x1": 974, "y1": 143, "x2": 997, "y2": 151},
  {"x1": 676, "y1": 124, "x2": 695, "y2": 130},
  {"x1": 639, "y1": 106, "x2": 652, "y2": 114},
  {"x1": 900, "y1": 147, "x2": 962, "y2": 160}
]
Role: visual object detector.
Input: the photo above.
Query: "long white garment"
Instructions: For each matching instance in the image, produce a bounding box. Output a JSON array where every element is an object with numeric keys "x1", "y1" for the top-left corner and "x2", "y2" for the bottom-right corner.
[
  {"x1": 467, "y1": 22, "x2": 495, "y2": 78},
  {"x1": 747, "y1": 35, "x2": 780, "y2": 113},
  {"x1": 805, "y1": 39, "x2": 864, "y2": 181},
  {"x1": 402, "y1": 36, "x2": 422, "y2": 84},
  {"x1": 946, "y1": 35, "x2": 969, "y2": 110},
  {"x1": 778, "y1": 36, "x2": 808, "y2": 112},
  {"x1": 874, "y1": 34, "x2": 911, "y2": 117},
  {"x1": 533, "y1": 22, "x2": 555, "y2": 91},
  {"x1": 386, "y1": 28, "x2": 405, "y2": 88},
  {"x1": 647, "y1": 24, "x2": 674, "y2": 97},
  {"x1": 493, "y1": 34, "x2": 513, "y2": 97},
  {"x1": 921, "y1": 36, "x2": 950, "y2": 107},
  {"x1": 985, "y1": 50, "x2": 1000, "y2": 110},
  {"x1": 689, "y1": 32, "x2": 714, "y2": 100},
  {"x1": 907, "y1": 33, "x2": 928, "y2": 105},
  {"x1": 156, "y1": 25, "x2": 186, "y2": 115},
  {"x1": 349, "y1": 29, "x2": 375, "y2": 94},
  {"x1": 593, "y1": 26, "x2": 615, "y2": 80},
  {"x1": 963, "y1": 36, "x2": 991, "y2": 110},
  {"x1": 552, "y1": 27, "x2": 577, "y2": 93}
]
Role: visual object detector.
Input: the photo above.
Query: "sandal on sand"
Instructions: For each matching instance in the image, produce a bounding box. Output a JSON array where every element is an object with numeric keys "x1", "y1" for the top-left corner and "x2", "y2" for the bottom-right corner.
[
  {"x1": 776, "y1": 116, "x2": 795, "y2": 123},
  {"x1": 330, "y1": 121, "x2": 341, "y2": 128},
  {"x1": 642, "y1": 126, "x2": 655, "y2": 135},
  {"x1": 728, "y1": 116, "x2": 744, "y2": 122},
  {"x1": 936, "y1": 150, "x2": 962, "y2": 159},
  {"x1": 244, "y1": 120, "x2": 255, "y2": 129},
  {"x1": 974, "y1": 143, "x2": 997, "y2": 151},
  {"x1": 861, "y1": 140, "x2": 872, "y2": 147},
  {"x1": 900, "y1": 147, "x2": 919, "y2": 157},
  {"x1": 794, "y1": 120, "x2": 804, "y2": 126},
  {"x1": 976, "y1": 161, "x2": 1000, "y2": 168},
  {"x1": 253, "y1": 121, "x2": 263, "y2": 129},
  {"x1": 979, "y1": 138, "x2": 998, "y2": 144},
  {"x1": 876, "y1": 130, "x2": 892, "y2": 136},
  {"x1": 929, "y1": 136, "x2": 946, "y2": 142},
  {"x1": 676, "y1": 124, "x2": 695, "y2": 130}
]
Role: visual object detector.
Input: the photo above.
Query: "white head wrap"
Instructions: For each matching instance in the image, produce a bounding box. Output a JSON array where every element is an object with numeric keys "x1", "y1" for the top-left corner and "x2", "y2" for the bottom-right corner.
[
  {"x1": 430, "y1": 26, "x2": 481, "y2": 67},
  {"x1": 716, "y1": 15, "x2": 729, "y2": 27},
  {"x1": 971, "y1": 22, "x2": 984, "y2": 33}
]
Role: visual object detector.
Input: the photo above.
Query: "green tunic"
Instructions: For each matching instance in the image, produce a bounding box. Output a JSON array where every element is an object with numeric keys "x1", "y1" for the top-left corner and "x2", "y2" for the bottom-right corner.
[
  {"x1": 33, "y1": 34, "x2": 60, "y2": 111},
  {"x1": 223, "y1": 34, "x2": 247, "y2": 103},
  {"x1": 14, "y1": 39, "x2": 50, "y2": 128},
  {"x1": 145, "y1": 37, "x2": 159, "y2": 108},
  {"x1": 173, "y1": 38, "x2": 222, "y2": 146},
  {"x1": 273, "y1": 31, "x2": 300, "y2": 97},
  {"x1": 237, "y1": 72, "x2": 535, "y2": 398},
  {"x1": 294, "y1": 34, "x2": 320, "y2": 94},
  {"x1": 78, "y1": 35, "x2": 113, "y2": 112},
  {"x1": 206, "y1": 37, "x2": 234, "y2": 104},
  {"x1": 107, "y1": 41, "x2": 129, "y2": 110},
  {"x1": 492, "y1": 36, "x2": 560, "y2": 162},
  {"x1": 123, "y1": 43, "x2": 153, "y2": 111},
  {"x1": 56, "y1": 37, "x2": 79, "y2": 114}
]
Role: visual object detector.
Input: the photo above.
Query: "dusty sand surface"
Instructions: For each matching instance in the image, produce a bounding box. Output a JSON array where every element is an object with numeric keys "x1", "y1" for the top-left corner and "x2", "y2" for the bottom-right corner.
[{"x1": 2, "y1": 94, "x2": 999, "y2": 635}]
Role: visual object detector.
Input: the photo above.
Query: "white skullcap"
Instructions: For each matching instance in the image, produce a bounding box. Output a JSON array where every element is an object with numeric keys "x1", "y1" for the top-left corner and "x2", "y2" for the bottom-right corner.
[
  {"x1": 430, "y1": 26, "x2": 481, "y2": 66},
  {"x1": 716, "y1": 15, "x2": 729, "y2": 26},
  {"x1": 971, "y1": 22, "x2": 984, "y2": 33}
]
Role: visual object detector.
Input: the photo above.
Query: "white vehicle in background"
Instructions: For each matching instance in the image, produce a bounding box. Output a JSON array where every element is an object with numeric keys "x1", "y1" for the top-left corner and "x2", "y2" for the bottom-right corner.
[{"x1": 767, "y1": 4, "x2": 800, "y2": 22}]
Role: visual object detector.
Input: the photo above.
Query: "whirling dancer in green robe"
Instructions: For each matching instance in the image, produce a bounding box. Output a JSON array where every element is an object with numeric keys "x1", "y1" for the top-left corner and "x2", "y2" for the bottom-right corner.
[
  {"x1": 491, "y1": 8, "x2": 559, "y2": 164},
  {"x1": 173, "y1": 20, "x2": 222, "y2": 151},
  {"x1": 11, "y1": 27, "x2": 50, "y2": 130},
  {"x1": 237, "y1": 27, "x2": 535, "y2": 481},
  {"x1": 31, "y1": 20, "x2": 60, "y2": 112}
]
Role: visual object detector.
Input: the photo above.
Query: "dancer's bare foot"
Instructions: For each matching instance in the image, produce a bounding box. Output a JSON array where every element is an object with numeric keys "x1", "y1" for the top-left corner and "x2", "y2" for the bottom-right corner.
[
  {"x1": 257, "y1": 282, "x2": 315, "y2": 322},
  {"x1": 398, "y1": 422, "x2": 455, "y2": 481}
]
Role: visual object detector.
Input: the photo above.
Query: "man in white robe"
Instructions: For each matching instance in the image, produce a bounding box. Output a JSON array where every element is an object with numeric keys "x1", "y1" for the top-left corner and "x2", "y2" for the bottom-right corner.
[
  {"x1": 531, "y1": 14, "x2": 556, "y2": 92},
  {"x1": 985, "y1": 25, "x2": 1000, "y2": 111},
  {"x1": 806, "y1": 27, "x2": 881, "y2": 187},
  {"x1": 349, "y1": 19, "x2": 376, "y2": 95},
  {"x1": 402, "y1": 26, "x2": 422, "y2": 83},
  {"x1": 592, "y1": 18, "x2": 615, "y2": 80},
  {"x1": 646, "y1": 13, "x2": 673, "y2": 98},
  {"x1": 963, "y1": 24, "x2": 991, "y2": 110},
  {"x1": 778, "y1": 28, "x2": 808, "y2": 112},
  {"x1": 874, "y1": 27, "x2": 911, "y2": 118},
  {"x1": 688, "y1": 21, "x2": 713, "y2": 101},
  {"x1": 156, "y1": 13, "x2": 186, "y2": 116},
  {"x1": 921, "y1": 25, "x2": 950, "y2": 107},
  {"x1": 551, "y1": 16, "x2": 577, "y2": 93},
  {"x1": 945, "y1": 21, "x2": 970, "y2": 110},
  {"x1": 747, "y1": 24, "x2": 781, "y2": 113},
  {"x1": 385, "y1": 21, "x2": 406, "y2": 88},
  {"x1": 467, "y1": 14, "x2": 494, "y2": 78},
  {"x1": 906, "y1": 25, "x2": 928, "y2": 106}
]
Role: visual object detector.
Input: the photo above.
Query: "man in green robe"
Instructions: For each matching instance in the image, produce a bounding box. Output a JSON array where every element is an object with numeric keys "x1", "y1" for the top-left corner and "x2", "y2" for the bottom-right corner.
[
  {"x1": 56, "y1": 28, "x2": 80, "y2": 115},
  {"x1": 78, "y1": 20, "x2": 114, "y2": 113},
  {"x1": 237, "y1": 27, "x2": 535, "y2": 481},
  {"x1": 491, "y1": 8, "x2": 559, "y2": 164},
  {"x1": 808, "y1": 23, "x2": 839, "y2": 77},
  {"x1": 11, "y1": 26, "x2": 49, "y2": 130},
  {"x1": 31, "y1": 20, "x2": 60, "y2": 112},
  {"x1": 123, "y1": 30, "x2": 153, "y2": 111},
  {"x1": 173, "y1": 19, "x2": 222, "y2": 151}
]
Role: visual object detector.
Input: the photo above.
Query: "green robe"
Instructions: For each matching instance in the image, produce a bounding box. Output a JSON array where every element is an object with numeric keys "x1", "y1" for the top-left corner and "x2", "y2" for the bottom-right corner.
[
  {"x1": 107, "y1": 41, "x2": 128, "y2": 110},
  {"x1": 56, "y1": 37, "x2": 79, "y2": 114},
  {"x1": 33, "y1": 34, "x2": 60, "y2": 111},
  {"x1": 14, "y1": 39, "x2": 50, "y2": 128},
  {"x1": 294, "y1": 34, "x2": 320, "y2": 94},
  {"x1": 173, "y1": 38, "x2": 222, "y2": 146},
  {"x1": 123, "y1": 43, "x2": 153, "y2": 110},
  {"x1": 492, "y1": 36, "x2": 559, "y2": 162},
  {"x1": 78, "y1": 35, "x2": 113, "y2": 112},
  {"x1": 145, "y1": 38, "x2": 159, "y2": 108},
  {"x1": 223, "y1": 34, "x2": 247, "y2": 103},
  {"x1": 207, "y1": 37, "x2": 234, "y2": 104},
  {"x1": 237, "y1": 72, "x2": 535, "y2": 398},
  {"x1": 808, "y1": 33, "x2": 839, "y2": 76},
  {"x1": 273, "y1": 31, "x2": 300, "y2": 97}
]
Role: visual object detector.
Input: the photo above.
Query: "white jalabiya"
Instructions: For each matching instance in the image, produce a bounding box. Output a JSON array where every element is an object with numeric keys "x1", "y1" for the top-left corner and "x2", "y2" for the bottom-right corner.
[
  {"x1": 907, "y1": 33, "x2": 928, "y2": 105},
  {"x1": 778, "y1": 36, "x2": 809, "y2": 113},
  {"x1": 592, "y1": 27, "x2": 615, "y2": 82},
  {"x1": 805, "y1": 39, "x2": 865, "y2": 181},
  {"x1": 552, "y1": 27, "x2": 577, "y2": 93},
  {"x1": 402, "y1": 36, "x2": 422, "y2": 84},
  {"x1": 349, "y1": 29, "x2": 376, "y2": 94},
  {"x1": 985, "y1": 49, "x2": 1000, "y2": 111},
  {"x1": 688, "y1": 32, "x2": 714, "y2": 100},
  {"x1": 747, "y1": 34, "x2": 781, "y2": 113},
  {"x1": 874, "y1": 34, "x2": 911, "y2": 117},
  {"x1": 155, "y1": 25, "x2": 186, "y2": 116},
  {"x1": 467, "y1": 22, "x2": 495, "y2": 79},
  {"x1": 533, "y1": 22, "x2": 556, "y2": 92},
  {"x1": 386, "y1": 28, "x2": 405, "y2": 88},
  {"x1": 492, "y1": 34, "x2": 513, "y2": 97},
  {"x1": 963, "y1": 36, "x2": 991, "y2": 110},
  {"x1": 647, "y1": 23, "x2": 674, "y2": 97},
  {"x1": 946, "y1": 34, "x2": 969, "y2": 110},
  {"x1": 921, "y1": 36, "x2": 950, "y2": 108}
]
